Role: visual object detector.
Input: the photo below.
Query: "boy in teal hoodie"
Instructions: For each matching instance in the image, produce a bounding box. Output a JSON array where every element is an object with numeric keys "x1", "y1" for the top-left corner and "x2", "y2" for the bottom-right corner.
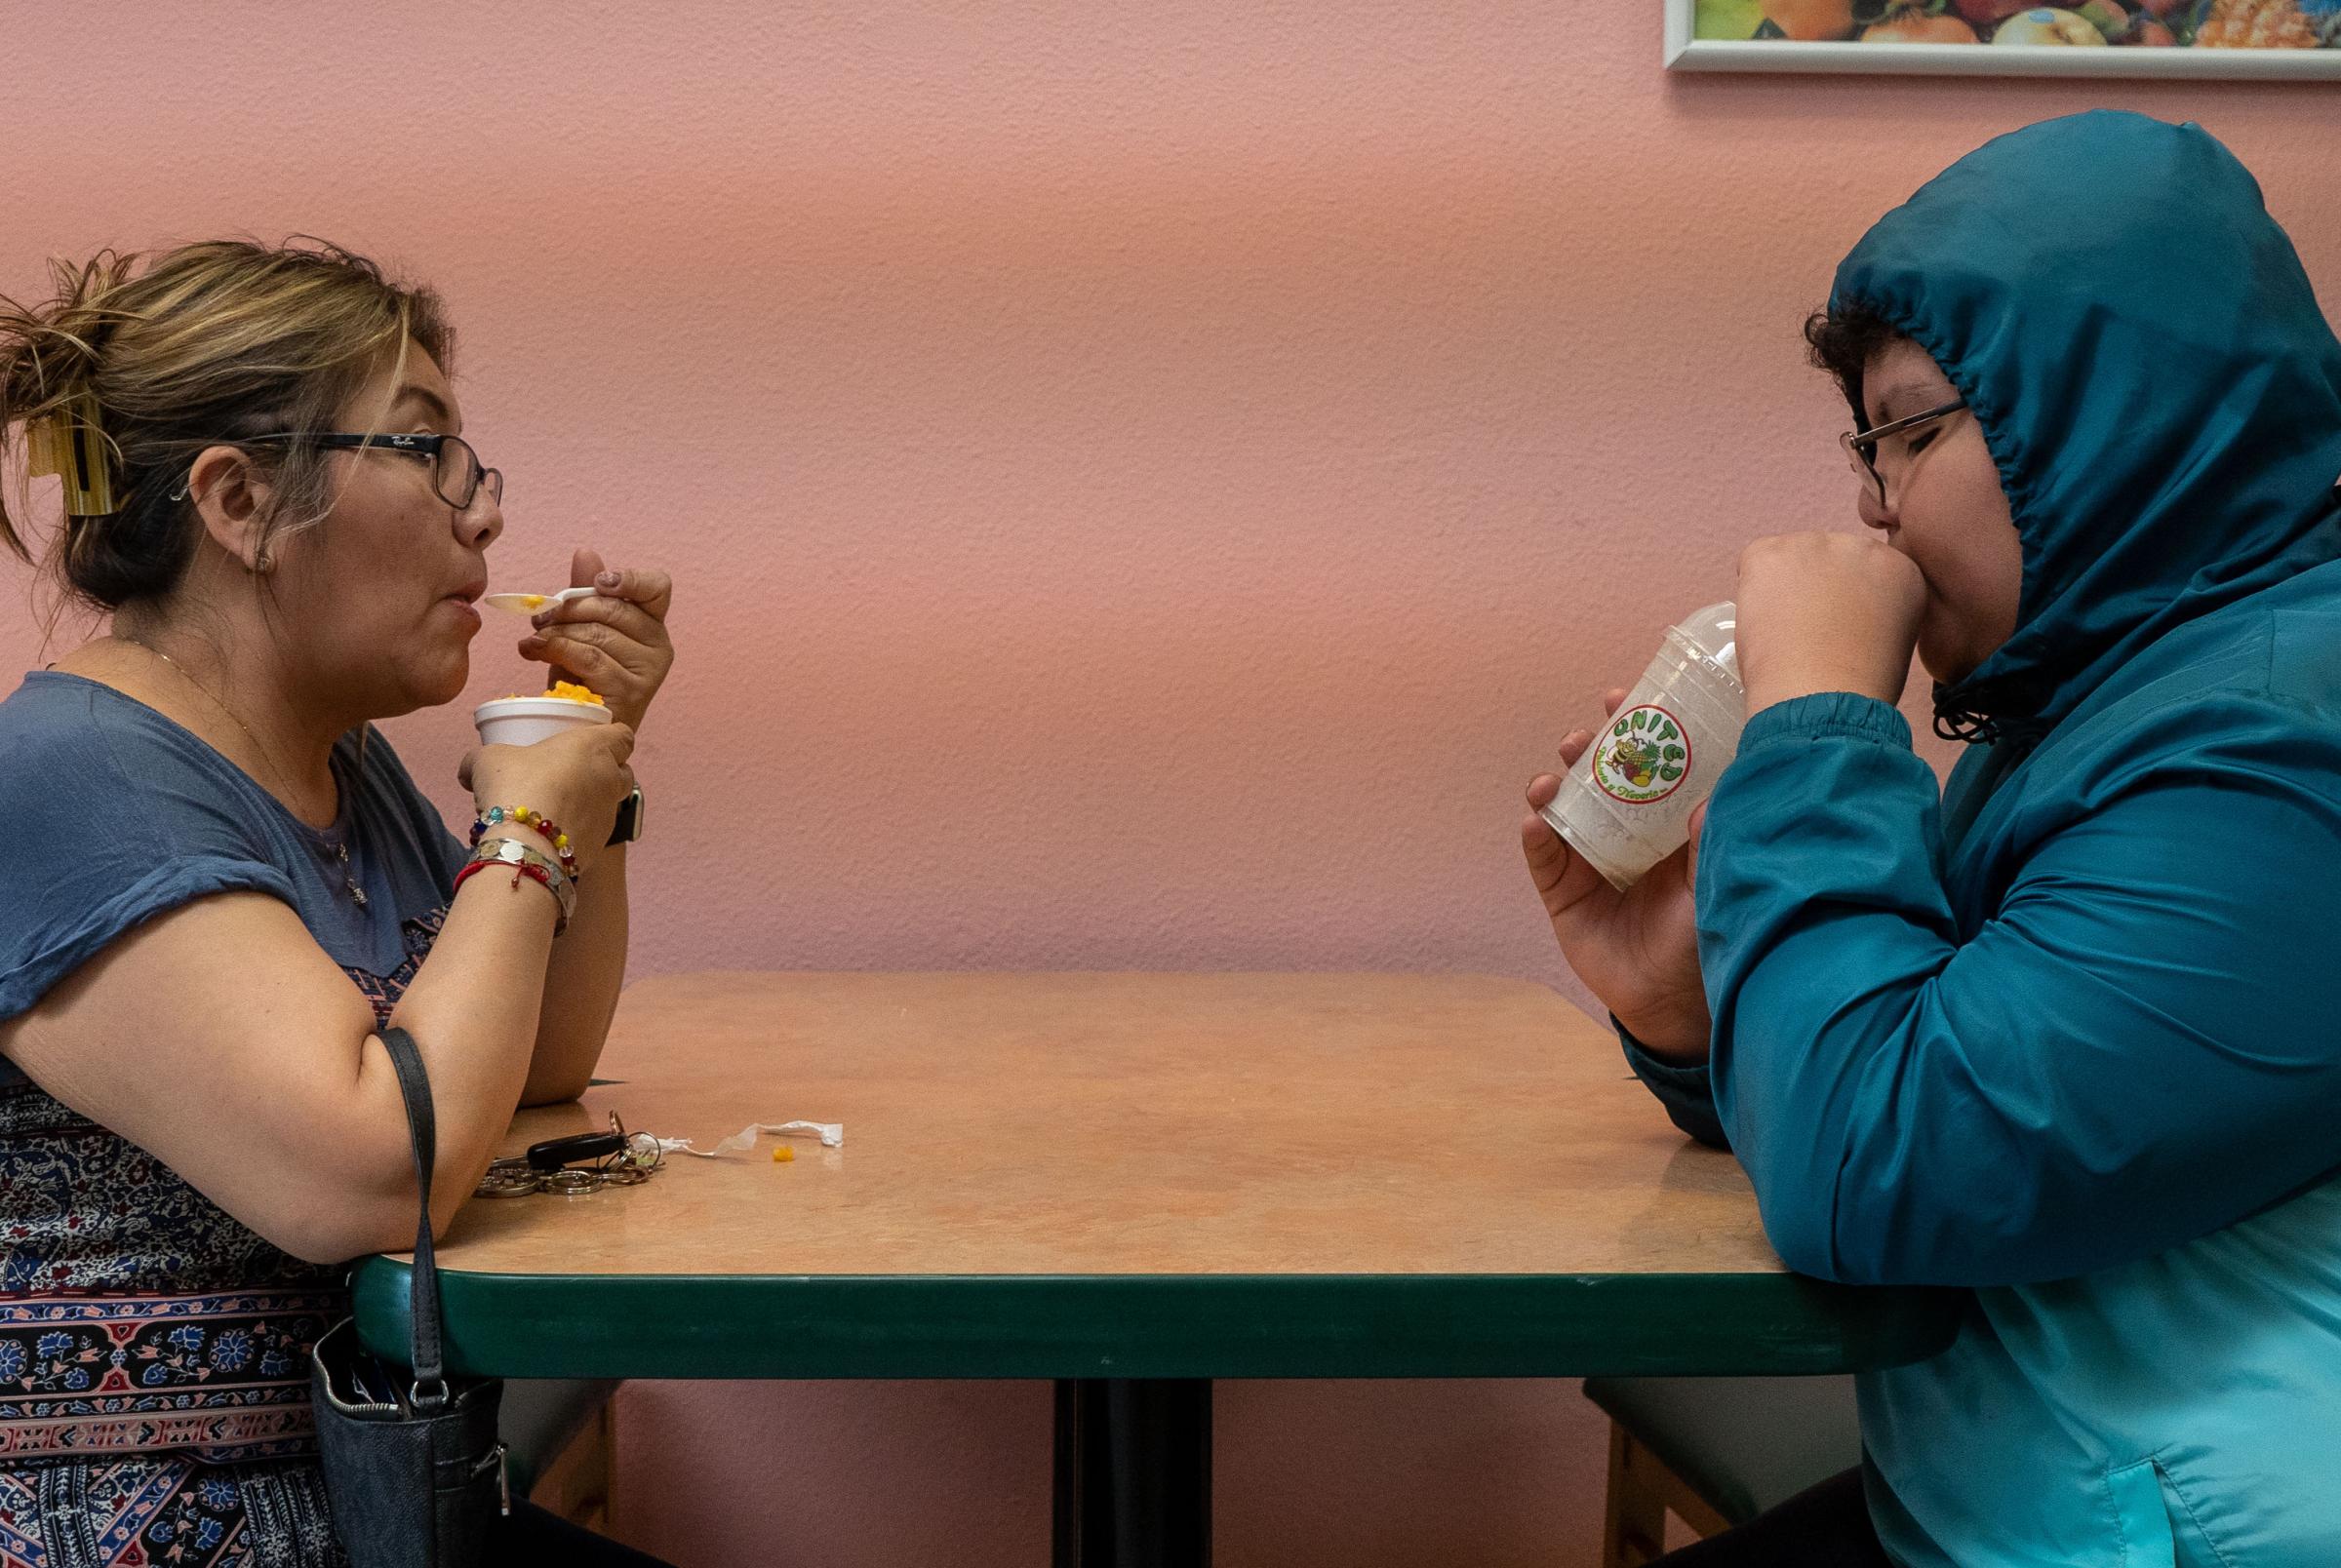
[{"x1": 1526, "y1": 111, "x2": 2341, "y2": 1565}]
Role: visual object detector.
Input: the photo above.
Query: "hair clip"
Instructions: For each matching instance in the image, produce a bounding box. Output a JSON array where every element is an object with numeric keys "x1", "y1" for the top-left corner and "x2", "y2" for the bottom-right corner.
[{"x1": 26, "y1": 394, "x2": 117, "y2": 518}]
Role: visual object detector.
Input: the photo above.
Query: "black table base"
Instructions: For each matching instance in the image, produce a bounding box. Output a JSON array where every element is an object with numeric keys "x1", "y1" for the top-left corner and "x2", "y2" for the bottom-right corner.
[{"x1": 1052, "y1": 1379, "x2": 1212, "y2": 1567}]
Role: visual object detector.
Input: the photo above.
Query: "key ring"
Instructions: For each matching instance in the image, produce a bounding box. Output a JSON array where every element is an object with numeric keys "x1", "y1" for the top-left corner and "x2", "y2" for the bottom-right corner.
[
  {"x1": 474, "y1": 1113, "x2": 666, "y2": 1198},
  {"x1": 475, "y1": 1160, "x2": 544, "y2": 1198}
]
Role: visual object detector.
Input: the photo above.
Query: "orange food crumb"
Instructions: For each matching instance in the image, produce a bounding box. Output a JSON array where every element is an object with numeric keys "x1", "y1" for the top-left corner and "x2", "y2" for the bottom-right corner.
[{"x1": 773, "y1": 1145, "x2": 795, "y2": 1163}]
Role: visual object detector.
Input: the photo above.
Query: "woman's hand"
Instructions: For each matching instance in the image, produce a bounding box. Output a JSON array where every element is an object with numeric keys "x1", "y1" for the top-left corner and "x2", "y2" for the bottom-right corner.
[
  {"x1": 518, "y1": 548, "x2": 675, "y2": 732},
  {"x1": 1736, "y1": 532, "x2": 1926, "y2": 714},
  {"x1": 1522, "y1": 688, "x2": 1713, "y2": 1065},
  {"x1": 460, "y1": 721, "x2": 637, "y2": 878}
]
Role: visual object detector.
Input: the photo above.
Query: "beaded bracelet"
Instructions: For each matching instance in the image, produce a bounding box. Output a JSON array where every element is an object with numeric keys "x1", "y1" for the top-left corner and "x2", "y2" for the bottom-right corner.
[
  {"x1": 455, "y1": 837, "x2": 575, "y2": 932},
  {"x1": 468, "y1": 804, "x2": 579, "y2": 881}
]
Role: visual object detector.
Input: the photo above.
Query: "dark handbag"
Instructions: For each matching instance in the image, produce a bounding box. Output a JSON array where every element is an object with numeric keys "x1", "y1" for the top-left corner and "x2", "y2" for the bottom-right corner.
[{"x1": 310, "y1": 1027, "x2": 507, "y2": 1568}]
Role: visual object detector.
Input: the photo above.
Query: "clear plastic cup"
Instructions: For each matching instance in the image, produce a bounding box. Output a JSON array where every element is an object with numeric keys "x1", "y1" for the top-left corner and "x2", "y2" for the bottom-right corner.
[
  {"x1": 1539, "y1": 602, "x2": 1744, "y2": 890},
  {"x1": 473, "y1": 695, "x2": 613, "y2": 749}
]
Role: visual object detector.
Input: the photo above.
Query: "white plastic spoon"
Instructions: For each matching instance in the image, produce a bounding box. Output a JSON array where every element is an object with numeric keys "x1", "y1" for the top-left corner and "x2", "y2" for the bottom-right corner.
[{"x1": 481, "y1": 585, "x2": 598, "y2": 616}]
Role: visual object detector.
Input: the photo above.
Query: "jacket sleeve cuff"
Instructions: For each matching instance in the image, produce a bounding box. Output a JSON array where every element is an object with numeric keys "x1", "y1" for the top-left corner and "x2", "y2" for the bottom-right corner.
[
  {"x1": 1614, "y1": 1015, "x2": 1730, "y2": 1151},
  {"x1": 1739, "y1": 691, "x2": 1913, "y2": 754}
]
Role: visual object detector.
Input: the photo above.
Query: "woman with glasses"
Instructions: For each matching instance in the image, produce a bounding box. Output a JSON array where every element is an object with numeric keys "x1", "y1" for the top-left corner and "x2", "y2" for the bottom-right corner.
[
  {"x1": 0, "y1": 241, "x2": 677, "y2": 1566},
  {"x1": 1525, "y1": 112, "x2": 2341, "y2": 1566}
]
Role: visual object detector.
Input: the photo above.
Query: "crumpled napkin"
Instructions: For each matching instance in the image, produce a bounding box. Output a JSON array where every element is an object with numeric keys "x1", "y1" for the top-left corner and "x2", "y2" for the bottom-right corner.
[{"x1": 655, "y1": 1119, "x2": 844, "y2": 1156}]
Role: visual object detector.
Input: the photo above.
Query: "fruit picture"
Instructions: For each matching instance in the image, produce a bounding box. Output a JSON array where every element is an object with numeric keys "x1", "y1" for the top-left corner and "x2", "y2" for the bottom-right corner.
[
  {"x1": 1692, "y1": 0, "x2": 2341, "y2": 48},
  {"x1": 1593, "y1": 706, "x2": 1693, "y2": 804},
  {"x1": 1607, "y1": 736, "x2": 1661, "y2": 789}
]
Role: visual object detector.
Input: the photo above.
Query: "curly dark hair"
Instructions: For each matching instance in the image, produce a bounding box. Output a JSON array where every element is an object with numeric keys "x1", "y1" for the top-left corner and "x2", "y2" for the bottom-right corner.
[{"x1": 1803, "y1": 301, "x2": 1907, "y2": 427}]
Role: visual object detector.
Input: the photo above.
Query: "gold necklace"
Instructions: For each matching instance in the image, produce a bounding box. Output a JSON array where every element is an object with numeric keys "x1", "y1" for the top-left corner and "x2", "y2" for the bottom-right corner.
[{"x1": 118, "y1": 635, "x2": 370, "y2": 908}]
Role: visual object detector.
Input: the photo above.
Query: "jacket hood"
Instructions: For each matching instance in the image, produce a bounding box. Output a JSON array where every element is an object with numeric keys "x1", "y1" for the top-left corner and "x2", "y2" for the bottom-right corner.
[{"x1": 1830, "y1": 111, "x2": 2341, "y2": 741}]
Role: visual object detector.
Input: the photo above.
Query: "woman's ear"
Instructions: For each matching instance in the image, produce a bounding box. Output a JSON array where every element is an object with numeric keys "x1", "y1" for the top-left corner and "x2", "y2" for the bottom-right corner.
[{"x1": 183, "y1": 444, "x2": 280, "y2": 574}]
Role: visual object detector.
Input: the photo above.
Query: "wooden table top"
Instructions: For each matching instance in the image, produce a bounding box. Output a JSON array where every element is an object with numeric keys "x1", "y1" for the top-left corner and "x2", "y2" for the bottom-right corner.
[{"x1": 356, "y1": 971, "x2": 1962, "y2": 1380}]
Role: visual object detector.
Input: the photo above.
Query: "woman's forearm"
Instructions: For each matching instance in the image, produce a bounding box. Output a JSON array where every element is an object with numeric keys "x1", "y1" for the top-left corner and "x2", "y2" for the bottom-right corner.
[
  {"x1": 368, "y1": 840, "x2": 624, "y2": 1247},
  {"x1": 524, "y1": 843, "x2": 628, "y2": 1104},
  {"x1": 381, "y1": 864, "x2": 563, "y2": 1234}
]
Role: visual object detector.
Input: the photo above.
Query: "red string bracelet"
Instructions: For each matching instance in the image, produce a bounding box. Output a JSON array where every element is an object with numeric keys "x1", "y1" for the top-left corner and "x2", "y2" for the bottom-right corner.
[{"x1": 453, "y1": 849, "x2": 570, "y2": 933}]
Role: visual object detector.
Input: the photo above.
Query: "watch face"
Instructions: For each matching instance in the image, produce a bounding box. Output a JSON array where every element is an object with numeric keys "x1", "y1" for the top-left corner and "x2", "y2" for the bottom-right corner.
[{"x1": 608, "y1": 788, "x2": 645, "y2": 845}]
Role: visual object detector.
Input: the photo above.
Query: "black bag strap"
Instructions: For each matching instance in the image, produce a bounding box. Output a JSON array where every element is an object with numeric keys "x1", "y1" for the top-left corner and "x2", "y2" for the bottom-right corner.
[{"x1": 375, "y1": 1027, "x2": 450, "y2": 1409}]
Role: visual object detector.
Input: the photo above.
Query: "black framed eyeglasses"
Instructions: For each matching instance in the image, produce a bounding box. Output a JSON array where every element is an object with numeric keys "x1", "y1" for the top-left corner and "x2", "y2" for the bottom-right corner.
[
  {"x1": 1841, "y1": 399, "x2": 1966, "y2": 510},
  {"x1": 253, "y1": 431, "x2": 502, "y2": 511}
]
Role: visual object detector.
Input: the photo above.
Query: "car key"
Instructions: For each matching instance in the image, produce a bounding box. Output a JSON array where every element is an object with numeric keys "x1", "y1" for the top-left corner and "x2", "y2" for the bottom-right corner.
[{"x1": 525, "y1": 1128, "x2": 626, "y2": 1172}]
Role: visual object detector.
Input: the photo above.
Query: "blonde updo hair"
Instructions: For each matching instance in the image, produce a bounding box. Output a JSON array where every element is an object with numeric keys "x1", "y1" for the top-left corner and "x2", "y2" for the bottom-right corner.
[{"x1": 0, "y1": 238, "x2": 453, "y2": 613}]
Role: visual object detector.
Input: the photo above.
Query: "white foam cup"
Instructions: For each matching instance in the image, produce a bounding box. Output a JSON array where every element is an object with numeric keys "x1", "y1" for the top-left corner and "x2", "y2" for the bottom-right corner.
[{"x1": 472, "y1": 696, "x2": 613, "y2": 749}]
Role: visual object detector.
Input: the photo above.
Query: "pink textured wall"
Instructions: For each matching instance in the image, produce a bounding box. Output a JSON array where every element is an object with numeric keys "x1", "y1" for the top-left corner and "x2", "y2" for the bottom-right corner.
[{"x1": 6, "y1": 6, "x2": 2336, "y2": 1564}]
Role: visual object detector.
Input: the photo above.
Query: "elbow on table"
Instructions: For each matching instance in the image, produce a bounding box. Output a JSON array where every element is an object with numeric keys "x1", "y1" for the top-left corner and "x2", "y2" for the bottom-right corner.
[
  {"x1": 279, "y1": 1180, "x2": 485, "y2": 1265},
  {"x1": 1749, "y1": 1154, "x2": 1929, "y2": 1286},
  {"x1": 1764, "y1": 1220, "x2": 1949, "y2": 1287},
  {"x1": 1758, "y1": 1177, "x2": 2049, "y2": 1288},
  {"x1": 269, "y1": 1191, "x2": 433, "y2": 1267},
  {"x1": 1759, "y1": 1208, "x2": 1852, "y2": 1284},
  {"x1": 258, "y1": 1125, "x2": 450, "y2": 1265}
]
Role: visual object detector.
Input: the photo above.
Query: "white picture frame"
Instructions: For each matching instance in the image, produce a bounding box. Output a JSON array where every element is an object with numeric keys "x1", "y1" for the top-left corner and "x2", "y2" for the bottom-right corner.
[{"x1": 1664, "y1": 1, "x2": 2341, "y2": 77}]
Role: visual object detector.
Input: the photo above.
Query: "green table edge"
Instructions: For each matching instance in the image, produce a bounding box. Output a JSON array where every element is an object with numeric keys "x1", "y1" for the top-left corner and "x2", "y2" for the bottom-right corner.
[{"x1": 353, "y1": 1261, "x2": 1964, "y2": 1380}]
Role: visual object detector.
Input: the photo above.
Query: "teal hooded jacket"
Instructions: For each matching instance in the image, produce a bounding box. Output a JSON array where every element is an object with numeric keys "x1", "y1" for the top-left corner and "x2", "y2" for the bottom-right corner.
[{"x1": 1626, "y1": 112, "x2": 2341, "y2": 1565}]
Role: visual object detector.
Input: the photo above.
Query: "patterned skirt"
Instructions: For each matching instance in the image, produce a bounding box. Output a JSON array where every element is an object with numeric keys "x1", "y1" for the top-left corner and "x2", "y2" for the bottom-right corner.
[
  {"x1": 0, "y1": 911, "x2": 464, "y2": 1566},
  {"x1": 1, "y1": 1453, "x2": 344, "y2": 1568},
  {"x1": 3, "y1": 1084, "x2": 355, "y2": 1568}
]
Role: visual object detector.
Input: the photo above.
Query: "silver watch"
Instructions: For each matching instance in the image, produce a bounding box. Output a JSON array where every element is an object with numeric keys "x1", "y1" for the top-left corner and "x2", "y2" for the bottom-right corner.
[{"x1": 607, "y1": 787, "x2": 646, "y2": 846}]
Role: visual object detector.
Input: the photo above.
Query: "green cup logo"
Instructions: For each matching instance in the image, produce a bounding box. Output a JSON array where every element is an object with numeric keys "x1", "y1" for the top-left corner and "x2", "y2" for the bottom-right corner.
[{"x1": 1594, "y1": 704, "x2": 1690, "y2": 804}]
